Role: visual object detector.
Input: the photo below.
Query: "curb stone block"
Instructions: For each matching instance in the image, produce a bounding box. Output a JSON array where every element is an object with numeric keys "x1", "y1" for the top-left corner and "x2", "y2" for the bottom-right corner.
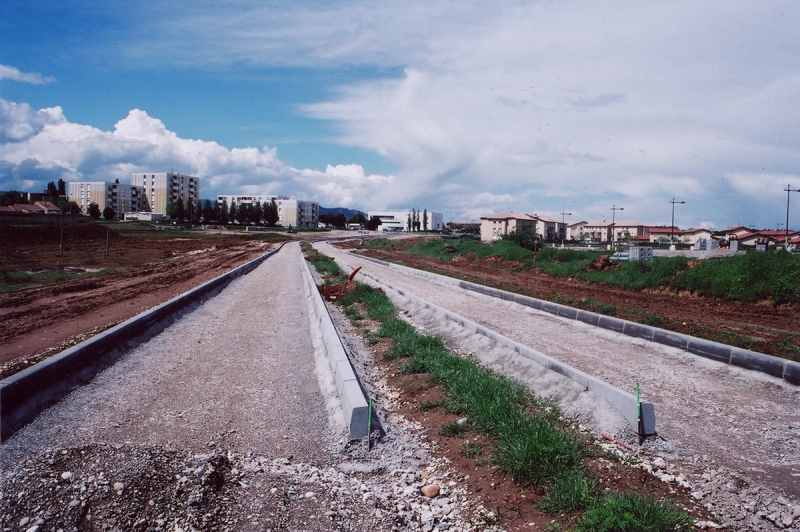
[
  {"x1": 576, "y1": 311, "x2": 599, "y2": 327},
  {"x1": 729, "y1": 348, "x2": 786, "y2": 379},
  {"x1": 782, "y1": 361, "x2": 800, "y2": 386},
  {"x1": 653, "y1": 329, "x2": 689, "y2": 350},
  {"x1": 688, "y1": 339, "x2": 732, "y2": 364},
  {"x1": 598, "y1": 315, "x2": 626, "y2": 333},
  {"x1": 623, "y1": 322, "x2": 655, "y2": 341}
]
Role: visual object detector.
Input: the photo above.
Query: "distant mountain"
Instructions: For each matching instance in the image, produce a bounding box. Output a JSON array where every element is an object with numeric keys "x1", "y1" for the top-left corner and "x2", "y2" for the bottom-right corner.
[{"x1": 319, "y1": 207, "x2": 366, "y2": 219}]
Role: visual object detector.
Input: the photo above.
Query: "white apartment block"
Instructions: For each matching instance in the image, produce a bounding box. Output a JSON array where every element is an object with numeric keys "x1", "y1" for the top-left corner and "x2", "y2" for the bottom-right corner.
[
  {"x1": 479, "y1": 212, "x2": 537, "y2": 242},
  {"x1": 67, "y1": 181, "x2": 146, "y2": 219},
  {"x1": 131, "y1": 172, "x2": 199, "y2": 215},
  {"x1": 216, "y1": 194, "x2": 319, "y2": 227},
  {"x1": 369, "y1": 210, "x2": 444, "y2": 232}
]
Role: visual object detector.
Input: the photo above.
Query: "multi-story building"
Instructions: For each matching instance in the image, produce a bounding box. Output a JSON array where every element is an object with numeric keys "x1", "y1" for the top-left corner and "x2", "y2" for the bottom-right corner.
[
  {"x1": 368, "y1": 210, "x2": 444, "y2": 232},
  {"x1": 67, "y1": 181, "x2": 146, "y2": 219},
  {"x1": 478, "y1": 212, "x2": 537, "y2": 242},
  {"x1": 216, "y1": 194, "x2": 319, "y2": 227},
  {"x1": 131, "y1": 172, "x2": 199, "y2": 215}
]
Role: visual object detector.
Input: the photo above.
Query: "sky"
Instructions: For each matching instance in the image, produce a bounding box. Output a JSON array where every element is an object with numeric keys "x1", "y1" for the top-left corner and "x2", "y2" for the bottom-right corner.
[{"x1": 1, "y1": 1, "x2": 799, "y2": 229}]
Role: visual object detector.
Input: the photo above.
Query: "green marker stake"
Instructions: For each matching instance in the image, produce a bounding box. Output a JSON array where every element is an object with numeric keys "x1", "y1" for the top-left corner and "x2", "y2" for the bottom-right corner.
[{"x1": 367, "y1": 398, "x2": 373, "y2": 451}]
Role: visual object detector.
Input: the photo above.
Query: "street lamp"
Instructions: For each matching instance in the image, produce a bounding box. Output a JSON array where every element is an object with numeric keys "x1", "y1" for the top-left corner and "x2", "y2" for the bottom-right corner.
[
  {"x1": 560, "y1": 210, "x2": 572, "y2": 248},
  {"x1": 785, "y1": 185, "x2": 800, "y2": 247},
  {"x1": 670, "y1": 198, "x2": 685, "y2": 250},
  {"x1": 610, "y1": 205, "x2": 623, "y2": 250}
]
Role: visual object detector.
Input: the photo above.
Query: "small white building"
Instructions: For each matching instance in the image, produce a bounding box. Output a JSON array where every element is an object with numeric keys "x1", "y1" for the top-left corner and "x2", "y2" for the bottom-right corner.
[{"x1": 368, "y1": 210, "x2": 444, "y2": 232}]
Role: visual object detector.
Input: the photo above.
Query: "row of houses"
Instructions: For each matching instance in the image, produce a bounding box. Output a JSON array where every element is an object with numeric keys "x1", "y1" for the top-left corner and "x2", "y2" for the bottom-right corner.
[
  {"x1": 0, "y1": 201, "x2": 62, "y2": 215},
  {"x1": 367, "y1": 210, "x2": 444, "y2": 232},
  {"x1": 479, "y1": 212, "x2": 800, "y2": 248}
]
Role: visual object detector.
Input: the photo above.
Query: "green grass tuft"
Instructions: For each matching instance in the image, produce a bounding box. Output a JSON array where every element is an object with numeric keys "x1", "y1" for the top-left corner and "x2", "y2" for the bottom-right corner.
[{"x1": 576, "y1": 492, "x2": 694, "y2": 532}]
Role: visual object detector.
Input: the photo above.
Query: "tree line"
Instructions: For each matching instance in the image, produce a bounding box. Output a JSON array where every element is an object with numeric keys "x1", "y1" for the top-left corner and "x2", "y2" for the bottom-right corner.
[{"x1": 164, "y1": 198, "x2": 280, "y2": 226}]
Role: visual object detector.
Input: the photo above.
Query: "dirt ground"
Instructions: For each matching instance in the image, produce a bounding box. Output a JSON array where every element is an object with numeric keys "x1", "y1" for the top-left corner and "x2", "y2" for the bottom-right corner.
[
  {"x1": 0, "y1": 223, "x2": 285, "y2": 378},
  {"x1": 337, "y1": 238, "x2": 800, "y2": 360}
]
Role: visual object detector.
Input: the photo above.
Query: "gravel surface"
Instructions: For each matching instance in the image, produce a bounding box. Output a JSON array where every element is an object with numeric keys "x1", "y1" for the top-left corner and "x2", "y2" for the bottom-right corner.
[
  {"x1": 320, "y1": 241, "x2": 800, "y2": 531},
  {"x1": 1, "y1": 244, "x2": 506, "y2": 531}
]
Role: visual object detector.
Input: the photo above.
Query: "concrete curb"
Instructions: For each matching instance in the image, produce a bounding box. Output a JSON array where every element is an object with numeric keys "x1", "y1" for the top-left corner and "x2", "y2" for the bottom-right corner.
[
  {"x1": 331, "y1": 252, "x2": 654, "y2": 436},
  {"x1": 299, "y1": 252, "x2": 369, "y2": 440},
  {"x1": 0, "y1": 243, "x2": 287, "y2": 441},
  {"x1": 351, "y1": 252, "x2": 800, "y2": 386}
]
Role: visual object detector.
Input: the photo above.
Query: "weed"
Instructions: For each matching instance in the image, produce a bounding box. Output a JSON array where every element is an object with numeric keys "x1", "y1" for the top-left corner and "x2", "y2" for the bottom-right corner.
[
  {"x1": 419, "y1": 398, "x2": 446, "y2": 411},
  {"x1": 777, "y1": 335, "x2": 800, "y2": 360},
  {"x1": 441, "y1": 422, "x2": 468, "y2": 437},
  {"x1": 539, "y1": 469, "x2": 597, "y2": 515},
  {"x1": 711, "y1": 330, "x2": 757, "y2": 350},
  {"x1": 543, "y1": 523, "x2": 563, "y2": 532},
  {"x1": 553, "y1": 293, "x2": 575, "y2": 305},
  {"x1": 576, "y1": 492, "x2": 693, "y2": 532},
  {"x1": 598, "y1": 303, "x2": 617, "y2": 315},
  {"x1": 344, "y1": 305, "x2": 363, "y2": 322},
  {"x1": 460, "y1": 441, "x2": 484, "y2": 459},
  {"x1": 627, "y1": 308, "x2": 665, "y2": 328}
]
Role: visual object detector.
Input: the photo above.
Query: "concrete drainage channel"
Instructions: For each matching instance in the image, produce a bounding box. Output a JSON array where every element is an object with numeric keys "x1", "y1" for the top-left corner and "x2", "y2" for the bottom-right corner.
[
  {"x1": 330, "y1": 250, "x2": 656, "y2": 438},
  {"x1": 353, "y1": 252, "x2": 800, "y2": 387},
  {"x1": 299, "y1": 255, "x2": 369, "y2": 440},
  {"x1": 0, "y1": 243, "x2": 287, "y2": 442}
]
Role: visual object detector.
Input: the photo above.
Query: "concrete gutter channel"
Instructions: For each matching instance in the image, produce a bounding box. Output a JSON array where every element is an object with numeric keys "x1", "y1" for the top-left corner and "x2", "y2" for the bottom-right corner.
[
  {"x1": 299, "y1": 254, "x2": 370, "y2": 440},
  {"x1": 0, "y1": 243, "x2": 287, "y2": 442}
]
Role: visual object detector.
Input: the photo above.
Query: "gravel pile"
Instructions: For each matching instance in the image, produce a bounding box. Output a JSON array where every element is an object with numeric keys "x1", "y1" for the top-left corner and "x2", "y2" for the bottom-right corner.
[{"x1": 1, "y1": 441, "x2": 500, "y2": 532}]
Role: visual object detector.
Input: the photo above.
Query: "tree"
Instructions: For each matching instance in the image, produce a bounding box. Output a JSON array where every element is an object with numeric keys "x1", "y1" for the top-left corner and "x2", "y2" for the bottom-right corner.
[
  {"x1": 165, "y1": 201, "x2": 177, "y2": 218},
  {"x1": 252, "y1": 201, "x2": 262, "y2": 225},
  {"x1": 229, "y1": 201, "x2": 237, "y2": 223},
  {"x1": 407, "y1": 213, "x2": 412, "y2": 232},
  {"x1": 88, "y1": 202, "x2": 101, "y2": 220},
  {"x1": 264, "y1": 199, "x2": 279, "y2": 226},
  {"x1": 60, "y1": 201, "x2": 82, "y2": 216},
  {"x1": 57, "y1": 178, "x2": 66, "y2": 196},
  {"x1": 45, "y1": 181, "x2": 59, "y2": 198},
  {"x1": 114, "y1": 178, "x2": 120, "y2": 184},
  {"x1": 175, "y1": 197, "x2": 185, "y2": 221},
  {"x1": 195, "y1": 199, "x2": 203, "y2": 223},
  {"x1": 334, "y1": 213, "x2": 347, "y2": 228},
  {"x1": 237, "y1": 202, "x2": 249, "y2": 224},
  {"x1": 349, "y1": 212, "x2": 367, "y2": 226},
  {"x1": 103, "y1": 206, "x2": 115, "y2": 220},
  {"x1": 202, "y1": 199, "x2": 214, "y2": 222},
  {"x1": 219, "y1": 199, "x2": 230, "y2": 224},
  {"x1": 365, "y1": 216, "x2": 381, "y2": 231},
  {"x1": 0, "y1": 190, "x2": 24, "y2": 206},
  {"x1": 500, "y1": 227, "x2": 542, "y2": 251},
  {"x1": 423, "y1": 208, "x2": 428, "y2": 232}
]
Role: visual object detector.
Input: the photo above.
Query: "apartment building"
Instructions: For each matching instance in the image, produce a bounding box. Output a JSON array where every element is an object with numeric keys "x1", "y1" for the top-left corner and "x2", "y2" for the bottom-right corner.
[
  {"x1": 67, "y1": 181, "x2": 146, "y2": 219},
  {"x1": 131, "y1": 172, "x2": 199, "y2": 215},
  {"x1": 216, "y1": 194, "x2": 320, "y2": 227},
  {"x1": 369, "y1": 210, "x2": 444, "y2": 232},
  {"x1": 479, "y1": 212, "x2": 537, "y2": 242}
]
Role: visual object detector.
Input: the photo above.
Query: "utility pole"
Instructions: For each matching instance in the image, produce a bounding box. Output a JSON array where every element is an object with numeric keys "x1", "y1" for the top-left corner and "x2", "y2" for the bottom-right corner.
[
  {"x1": 560, "y1": 210, "x2": 572, "y2": 248},
  {"x1": 785, "y1": 185, "x2": 800, "y2": 248},
  {"x1": 610, "y1": 205, "x2": 623, "y2": 250},
  {"x1": 670, "y1": 198, "x2": 685, "y2": 250}
]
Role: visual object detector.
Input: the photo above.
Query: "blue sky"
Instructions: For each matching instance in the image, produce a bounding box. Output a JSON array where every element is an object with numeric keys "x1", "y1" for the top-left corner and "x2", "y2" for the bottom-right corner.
[{"x1": 1, "y1": 1, "x2": 799, "y2": 229}]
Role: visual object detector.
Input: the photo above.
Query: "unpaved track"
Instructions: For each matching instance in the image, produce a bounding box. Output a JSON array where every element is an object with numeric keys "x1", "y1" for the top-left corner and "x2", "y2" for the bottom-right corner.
[
  {"x1": 2, "y1": 243, "x2": 338, "y2": 463},
  {"x1": 319, "y1": 242, "x2": 800, "y2": 500}
]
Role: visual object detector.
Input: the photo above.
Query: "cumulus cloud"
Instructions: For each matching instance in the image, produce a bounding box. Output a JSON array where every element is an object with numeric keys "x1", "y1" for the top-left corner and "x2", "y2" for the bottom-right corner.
[
  {"x1": 0, "y1": 98, "x2": 396, "y2": 208},
  {"x1": 0, "y1": 64, "x2": 56, "y2": 84}
]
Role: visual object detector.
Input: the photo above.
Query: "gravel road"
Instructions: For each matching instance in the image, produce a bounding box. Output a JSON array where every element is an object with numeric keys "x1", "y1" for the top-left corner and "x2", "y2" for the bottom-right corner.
[
  {"x1": 1, "y1": 243, "x2": 501, "y2": 531},
  {"x1": 319, "y1": 241, "x2": 800, "y2": 531}
]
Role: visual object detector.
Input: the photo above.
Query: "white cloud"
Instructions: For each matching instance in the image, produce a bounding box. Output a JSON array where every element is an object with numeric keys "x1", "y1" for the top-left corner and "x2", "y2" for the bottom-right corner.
[
  {"x1": 0, "y1": 98, "x2": 398, "y2": 209},
  {"x1": 0, "y1": 64, "x2": 56, "y2": 84}
]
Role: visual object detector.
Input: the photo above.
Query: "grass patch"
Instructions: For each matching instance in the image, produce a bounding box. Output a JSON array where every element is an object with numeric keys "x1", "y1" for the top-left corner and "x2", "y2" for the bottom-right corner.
[
  {"x1": 576, "y1": 492, "x2": 694, "y2": 532},
  {"x1": 0, "y1": 269, "x2": 111, "y2": 293},
  {"x1": 711, "y1": 330, "x2": 757, "y2": 350},
  {"x1": 335, "y1": 279, "x2": 693, "y2": 527},
  {"x1": 626, "y1": 308, "x2": 665, "y2": 328},
  {"x1": 419, "y1": 398, "x2": 446, "y2": 411},
  {"x1": 302, "y1": 244, "x2": 345, "y2": 282},
  {"x1": 441, "y1": 421, "x2": 469, "y2": 437}
]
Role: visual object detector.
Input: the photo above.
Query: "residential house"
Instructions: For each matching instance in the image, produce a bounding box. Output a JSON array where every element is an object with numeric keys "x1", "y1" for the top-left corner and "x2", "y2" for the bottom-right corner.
[{"x1": 479, "y1": 212, "x2": 537, "y2": 243}]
